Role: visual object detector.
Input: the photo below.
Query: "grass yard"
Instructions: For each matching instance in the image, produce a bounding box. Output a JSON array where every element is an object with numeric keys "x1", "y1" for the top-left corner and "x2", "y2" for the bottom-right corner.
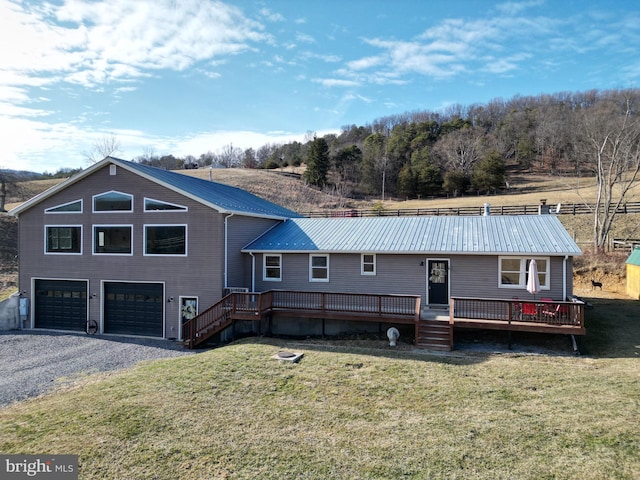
[{"x1": 0, "y1": 292, "x2": 638, "y2": 479}]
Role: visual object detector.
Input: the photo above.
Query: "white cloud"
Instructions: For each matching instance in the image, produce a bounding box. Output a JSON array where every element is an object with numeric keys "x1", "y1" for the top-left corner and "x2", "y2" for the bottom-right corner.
[
  {"x1": 1, "y1": 116, "x2": 341, "y2": 173},
  {"x1": 347, "y1": 56, "x2": 385, "y2": 71},
  {"x1": 300, "y1": 51, "x2": 341, "y2": 63},
  {"x1": 312, "y1": 78, "x2": 360, "y2": 88},
  {"x1": 259, "y1": 8, "x2": 285, "y2": 22},
  {"x1": 325, "y1": 5, "x2": 575, "y2": 88},
  {"x1": 496, "y1": 0, "x2": 545, "y2": 16},
  {"x1": 2, "y1": 0, "x2": 271, "y2": 90},
  {"x1": 296, "y1": 32, "x2": 316, "y2": 44}
]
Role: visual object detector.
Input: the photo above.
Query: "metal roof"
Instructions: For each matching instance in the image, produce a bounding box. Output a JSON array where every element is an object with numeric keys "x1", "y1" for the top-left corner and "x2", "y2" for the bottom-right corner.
[
  {"x1": 10, "y1": 157, "x2": 301, "y2": 220},
  {"x1": 242, "y1": 215, "x2": 583, "y2": 256},
  {"x1": 626, "y1": 247, "x2": 640, "y2": 266}
]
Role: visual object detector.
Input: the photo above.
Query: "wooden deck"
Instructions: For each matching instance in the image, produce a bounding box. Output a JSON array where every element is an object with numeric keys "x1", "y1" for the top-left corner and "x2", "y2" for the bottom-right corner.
[
  {"x1": 450, "y1": 297, "x2": 586, "y2": 335},
  {"x1": 182, "y1": 290, "x2": 422, "y2": 349},
  {"x1": 182, "y1": 291, "x2": 585, "y2": 350}
]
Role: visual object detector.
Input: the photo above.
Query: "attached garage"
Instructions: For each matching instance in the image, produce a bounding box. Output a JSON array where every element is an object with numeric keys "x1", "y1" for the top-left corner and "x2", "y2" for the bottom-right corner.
[
  {"x1": 104, "y1": 282, "x2": 164, "y2": 337},
  {"x1": 34, "y1": 279, "x2": 88, "y2": 332}
]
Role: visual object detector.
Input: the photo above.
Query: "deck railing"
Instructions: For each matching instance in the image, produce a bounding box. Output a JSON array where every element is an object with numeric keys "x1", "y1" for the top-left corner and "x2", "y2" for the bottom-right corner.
[
  {"x1": 269, "y1": 290, "x2": 420, "y2": 317},
  {"x1": 450, "y1": 297, "x2": 585, "y2": 330},
  {"x1": 183, "y1": 290, "x2": 421, "y2": 348}
]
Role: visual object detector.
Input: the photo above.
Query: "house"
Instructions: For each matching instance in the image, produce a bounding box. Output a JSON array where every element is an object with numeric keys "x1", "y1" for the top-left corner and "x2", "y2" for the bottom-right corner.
[
  {"x1": 9, "y1": 157, "x2": 299, "y2": 339},
  {"x1": 9, "y1": 157, "x2": 585, "y2": 349},
  {"x1": 242, "y1": 215, "x2": 581, "y2": 304},
  {"x1": 626, "y1": 247, "x2": 640, "y2": 299},
  {"x1": 238, "y1": 215, "x2": 584, "y2": 344}
]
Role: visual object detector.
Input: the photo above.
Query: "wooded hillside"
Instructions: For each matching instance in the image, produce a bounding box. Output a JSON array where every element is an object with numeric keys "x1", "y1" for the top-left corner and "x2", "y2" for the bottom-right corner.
[{"x1": 128, "y1": 88, "x2": 640, "y2": 202}]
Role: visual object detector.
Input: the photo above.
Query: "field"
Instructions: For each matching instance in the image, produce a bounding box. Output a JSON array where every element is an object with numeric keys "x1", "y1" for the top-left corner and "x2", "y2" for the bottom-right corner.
[{"x1": 0, "y1": 286, "x2": 638, "y2": 479}]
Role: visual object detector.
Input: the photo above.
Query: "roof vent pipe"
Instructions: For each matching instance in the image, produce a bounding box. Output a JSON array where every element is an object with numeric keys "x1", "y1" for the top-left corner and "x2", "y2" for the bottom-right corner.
[
  {"x1": 539, "y1": 199, "x2": 550, "y2": 215},
  {"x1": 483, "y1": 203, "x2": 491, "y2": 216}
]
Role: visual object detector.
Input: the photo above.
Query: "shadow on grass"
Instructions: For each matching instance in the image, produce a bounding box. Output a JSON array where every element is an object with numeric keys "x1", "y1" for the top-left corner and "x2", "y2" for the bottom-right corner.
[{"x1": 580, "y1": 296, "x2": 640, "y2": 358}]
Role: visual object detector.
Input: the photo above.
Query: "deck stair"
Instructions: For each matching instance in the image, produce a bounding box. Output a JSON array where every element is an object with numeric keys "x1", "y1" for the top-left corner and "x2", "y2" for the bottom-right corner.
[
  {"x1": 182, "y1": 295, "x2": 236, "y2": 348},
  {"x1": 416, "y1": 318, "x2": 453, "y2": 351}
]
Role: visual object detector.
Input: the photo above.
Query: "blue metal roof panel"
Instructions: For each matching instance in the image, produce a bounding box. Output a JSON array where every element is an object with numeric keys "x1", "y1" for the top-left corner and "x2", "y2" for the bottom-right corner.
[
  {"x1": 118, "y1": 158, "x2": 301, "y2": 219},
  {"x1": 626, "y1": 247, "x2": 640, "y2": 266},
  {"x1": 242, "y1": 216, "x2": 582, "y2": 255}
]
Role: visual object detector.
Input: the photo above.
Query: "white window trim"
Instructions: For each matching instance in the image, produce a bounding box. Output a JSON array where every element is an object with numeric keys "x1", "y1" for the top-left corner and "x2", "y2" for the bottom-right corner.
[
  {"x1": 92, "y1": 224, "x2": 134, "y2": 256},
  {"x1": 178, "y1": 296, "x2": 198, "y2": 341},
  {"x1": 361, "y1": 253, "x2": 376, "y2": 275},
  {"x1": 263, "y1": 254, "x2": 282, "y2": 282},
  {"x1": 92, "y1": 190, "x2": 133, "y2": 213},
  {"x1": 498, "y1": 256, "x2": 550, "y2": 290},
  {"x1": 144, "y1": 197, "x2": 188, "y2": 212},
  {"x1": 45, "y1": 199, "x2": 83, "y2": 214},
  {"x1": 44, "y1": 225, "x2": 83, "y2": 255},
  {"x1": 143, "y1": 224, "x2": 188, "y2": 256},
  {"x1": 309, "y1": 254, "x2": 330, "y2": 282}
]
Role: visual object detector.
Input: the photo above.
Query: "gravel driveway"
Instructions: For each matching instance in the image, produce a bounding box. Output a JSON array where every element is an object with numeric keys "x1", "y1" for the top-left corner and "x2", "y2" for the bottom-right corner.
[{"x1": 0, "y1": 330, "x2": 198, "y2": 407}]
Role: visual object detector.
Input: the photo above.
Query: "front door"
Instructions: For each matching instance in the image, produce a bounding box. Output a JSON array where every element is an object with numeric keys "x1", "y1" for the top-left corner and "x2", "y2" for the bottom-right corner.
[{"x1": 427, "y1": 259, "x2": 449, "y2": 305}]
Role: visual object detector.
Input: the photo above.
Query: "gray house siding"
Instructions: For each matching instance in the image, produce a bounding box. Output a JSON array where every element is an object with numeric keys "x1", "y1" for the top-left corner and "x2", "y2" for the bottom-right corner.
[
  {"x1": 448, "y1": 255, "x2": 571, "y2": 301},
  {"x1": 17, "y1": 164, "x2": 228, "y2": 338},
  {"x1": 252, "y1": 252, "x2": 573, "y2": 304},
  {"x1": 226, "y1": 216, "x2": 280, "y2": 291},
  {"x1": 254, "y1": 253, "x2": 430, "y2": 301}
]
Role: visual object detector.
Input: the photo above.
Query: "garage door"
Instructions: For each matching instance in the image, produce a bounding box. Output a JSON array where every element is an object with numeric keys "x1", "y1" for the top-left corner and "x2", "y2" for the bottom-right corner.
[
  {"x1": 104, "y1": 282, "x2": 164, "y2": 337},
  {"x1": 34, "y1": 279, "x2": 88, "y2": 331}
]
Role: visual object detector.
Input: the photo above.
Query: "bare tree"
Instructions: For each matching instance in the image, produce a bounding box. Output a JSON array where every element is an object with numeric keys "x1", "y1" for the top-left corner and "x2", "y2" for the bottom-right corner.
[
  {"x1": 0, "y1": 170, "x2": 23, "y2": 212},
  {"x1": 84, "y1": 134, "x2": 122, "y2": 164},
  {"x1": 215, "y1": 144, "x2": 243, "y2": 168},
  {"x1": 362, "y1": 133, "x2": 390, "y2": 200},
  {"x1": 577, "y1": 90, "x2": 640, "y2": 252},
  {"x1": 433, "y1": 126, "x2": 485, "y2": 175}
]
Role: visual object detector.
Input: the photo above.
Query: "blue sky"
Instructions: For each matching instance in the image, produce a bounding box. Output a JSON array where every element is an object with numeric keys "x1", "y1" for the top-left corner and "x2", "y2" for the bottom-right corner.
[{"x1": 2, "y1": 0, "x2": 639, "y2": 173}]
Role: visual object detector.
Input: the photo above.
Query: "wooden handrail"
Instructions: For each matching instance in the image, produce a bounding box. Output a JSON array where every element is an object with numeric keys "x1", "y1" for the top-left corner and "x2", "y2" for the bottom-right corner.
[
  {"x1": 450, "y1": 297, "x2": 585, "y2": 328},
  {"x1": 183, "y1": 290, "x2": 422, "y2": 348}
]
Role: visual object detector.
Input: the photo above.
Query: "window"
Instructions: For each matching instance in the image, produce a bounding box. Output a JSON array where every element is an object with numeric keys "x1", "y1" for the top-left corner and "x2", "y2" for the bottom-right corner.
[
  {"x1": 45, "y1": 226, "x2": 82, "y2": 254},
  {"x1": 93, "y1": 191, "x2": 132, "y2": 212},
  {"x1": 144, "y1": 198, "x2": 187, "y2": 212},
  {"x1": 45, "y1": 200, "x2": 82, "y2": 213},
  {"x1": 145, "y1": 225, "x2": 187, "y2": 255},
  {"x1": 263, "y1": 254, "x2": 282, "y2": 281},
  {"x1": 93, "y1": 225, "x2": 132, "y2": 254},
  {"x1": 310, "y1": 254, "x2": 329, "y2": 282},
  {"x1": 361, "y1": 254, "x2": 376, "y2": 275},
  {"x1": 499, "y1": 257, "x2": 549, "y2": 289}
]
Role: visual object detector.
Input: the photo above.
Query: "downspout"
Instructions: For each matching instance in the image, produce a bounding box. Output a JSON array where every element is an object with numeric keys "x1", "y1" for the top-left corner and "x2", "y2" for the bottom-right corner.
[
  {"x1": 224, "y1": 213, "x2": 235, "y2": 290},
  {"x1": 249, "y1": 252, "x2": 256, "y2": 293},
  {"x1": 563, "y1": 255, "x2": 568, "y2": 300}
]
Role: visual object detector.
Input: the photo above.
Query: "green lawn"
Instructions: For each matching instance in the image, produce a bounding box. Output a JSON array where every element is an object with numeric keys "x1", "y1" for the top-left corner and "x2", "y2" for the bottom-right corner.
[{"x1": 1, "y1": 298, "x2": 638, "y2": 479}]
